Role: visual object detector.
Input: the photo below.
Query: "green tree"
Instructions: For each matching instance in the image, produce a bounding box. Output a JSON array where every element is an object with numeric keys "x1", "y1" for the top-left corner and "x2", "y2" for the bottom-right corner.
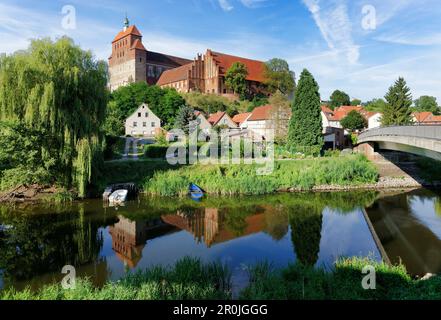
[
  {"x1": 330, "y1": 90, "x2": 350, "y2": 110},
  {"x1": 174, "y1": 105, "x2": 196, "y2": 134},
  {"x1": 264, "y1": 58, "x2": 296, "y2": 95},
  {"x1": 289, "y1": 204, "x2": 323, "y2": 266},
  {"x1": 340, "y1": 110, "x2": 367, "y2": 132},
  {"x1": 382, "y1": 77, "x2": 413, "y2": 126},
  {"x1": 0, "y1": 37, "x2": 107, "y2": 197},
  {"x1": 351, "y1": 99, "x2": 362, "y2": 106},
  {"x1": 414, "y1": 96, "x2": 439, "y2": 114},
  {"x1": 225, "y1": 62, "x2": 248, "y2": 97},
  {"x1": 287, "y1": 69, "x2": 323, "y2": 154},
  {"x1": 105, "y1": 82, "x2": 186, "y2": 134},
  {"x1": 365, "y1": 98, "x2": 387, "y2": 112}
]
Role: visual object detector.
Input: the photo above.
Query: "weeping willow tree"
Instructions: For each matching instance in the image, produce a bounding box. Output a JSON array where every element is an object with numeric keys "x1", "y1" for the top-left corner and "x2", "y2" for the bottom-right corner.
[{"x1": 0, "y1": 37, "x2": 107, "y2": 197}]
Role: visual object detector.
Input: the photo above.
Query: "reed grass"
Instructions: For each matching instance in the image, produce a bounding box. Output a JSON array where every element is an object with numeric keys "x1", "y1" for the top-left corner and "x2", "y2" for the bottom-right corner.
[
  {"x1": 3, "y1": 257, "x2": 441, "y2": 300},
  {"x1": 144, "y1": 154, "x2": 379, "y2": 196}
]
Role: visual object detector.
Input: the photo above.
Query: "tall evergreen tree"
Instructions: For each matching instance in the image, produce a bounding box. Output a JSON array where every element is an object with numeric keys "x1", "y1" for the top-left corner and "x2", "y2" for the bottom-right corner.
[
  {"x1": 174, "y1": 105, "x2": 196, "y2": 134},
  {"x1": 287, "y1": 69, "x2": 323, "y2": 154},
  {"x1": 382, "y1": 77, "x2": 413, "y2": 126}
]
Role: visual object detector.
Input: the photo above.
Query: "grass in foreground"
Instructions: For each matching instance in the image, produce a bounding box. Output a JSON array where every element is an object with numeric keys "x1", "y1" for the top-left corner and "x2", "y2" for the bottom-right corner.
[
  {"x1": 1, "y1": 258, "x2": 232, "y2": 300},
  {"x1": 3, "y1": 257, "x2": 441, "y2": 300},
  {"x1": 144, "y1": 154, "x2": 379, "y2": 196}
]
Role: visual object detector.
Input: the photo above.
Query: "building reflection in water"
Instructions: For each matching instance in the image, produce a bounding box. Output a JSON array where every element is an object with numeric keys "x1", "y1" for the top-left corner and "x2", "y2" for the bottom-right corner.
[
  {"x1": 109, "y1": 205, "x2": 295, "y2": 266},
  {"x1": 109, "y1": 217, "x2": 177, "y2": 268}
]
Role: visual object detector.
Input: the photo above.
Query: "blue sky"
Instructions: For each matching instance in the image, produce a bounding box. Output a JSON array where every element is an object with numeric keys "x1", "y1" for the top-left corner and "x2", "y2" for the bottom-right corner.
[{"x1": 1, "y1": 0, "x2": 440, "y2": 102}]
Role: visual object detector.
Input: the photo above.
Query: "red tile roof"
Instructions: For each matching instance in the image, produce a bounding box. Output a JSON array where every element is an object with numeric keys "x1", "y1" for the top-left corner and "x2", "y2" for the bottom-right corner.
[
  {"x1": 328, "y1": 106, "x2": 363, "y2": 121},
  {"x1": 208, "y1": 111, "x2": 227, "y2": 125},
  {"x1": 429, "y1": 115, "x2": 441, "y2": 122},
  {"x1": 232, "y1": 112, "x2": 251, "y2": 125},
  {"x1": 113, "y1": 25, "x2": 142, "y2": 42},
  {"x1": 321, "y1": 105, "x2": 333, "y2": 114},
  {"x1": 358, "y1": 109, "x2": 381, "y2": 119},
  {"x1": 413, "y1": 112, "x2": 433, "y2": 122},
  {"x1": 157, "y1": 63, "x2": 193, "y2": 86},
  {"x1": 131, "y1": 38, "x2": 146, "y2": 51},
  {"x1": 209, "y1": 50, "x2": 266, "y2": 83},
  {"x1": 248, "y1": 105, "x2": 273, "y2": 121}
]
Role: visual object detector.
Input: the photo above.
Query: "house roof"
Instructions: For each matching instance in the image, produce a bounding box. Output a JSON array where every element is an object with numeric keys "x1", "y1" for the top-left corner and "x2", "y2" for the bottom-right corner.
[
  {"x1": 209, "y1": 50, "x2": 266, "y2": 83},
  {"x1": 360, "y1": 110, "x2": 381, "y2": 119},
  {"x1": 113, "y1": 25, "x2": 142, "y2": 42},
  {"x1": 232, "y1": 112, "x2": 251, "y2": 125},
  {"x1": 208, "y1": 111, "x2": 228, "y2": 125},
  {"x1": 429, "y1": 115, "x2": 441, "y2": 122},
  {"x1": 248, "y1": 105, "x2": 273, "y2": 121},
  {"x1": 322, "y1": 105, "x2": 381, "y2": 122},
  {"x1": 146, "y1": 51, "x2": 192, "y2": 67},
  {"x1": 157, "y1": 63, "x2": 193, "y2": 86},
  {"x1": 131, "y1": 38, "x2": 146, "y2": 51},
  {"x1": 413, "y1": 112, "x2": 433, "y2": 122},
  {"x1": 321, "y1": 105, "x2": 333, "y2": 114},
  {"x1": 328, "y1": 105, "x2": 363, "y2": 121}
]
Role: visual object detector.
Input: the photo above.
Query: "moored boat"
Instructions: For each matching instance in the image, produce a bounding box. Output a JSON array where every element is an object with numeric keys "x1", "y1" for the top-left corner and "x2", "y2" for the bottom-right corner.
[
  {"x1": 189, "y1": 183, "x2": 204, "y2": 200},
  {"x1": 108, "y1": 189, "x2": 129, "y2": 204}
]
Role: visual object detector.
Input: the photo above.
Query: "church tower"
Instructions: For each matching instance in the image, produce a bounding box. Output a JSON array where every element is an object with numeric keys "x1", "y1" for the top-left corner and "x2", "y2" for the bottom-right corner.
[{"x1": 108, "y1": 16, "x2": 147, "y2": 92}]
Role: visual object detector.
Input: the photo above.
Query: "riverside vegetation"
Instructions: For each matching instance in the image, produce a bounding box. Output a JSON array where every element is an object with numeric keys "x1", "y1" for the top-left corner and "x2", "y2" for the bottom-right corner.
[
  {"x1": 143, "y1": 154, "x2": 378, "y2": 196},
  {"x1": 2, "y1": 257, "x2": 441, "y2": 300}
]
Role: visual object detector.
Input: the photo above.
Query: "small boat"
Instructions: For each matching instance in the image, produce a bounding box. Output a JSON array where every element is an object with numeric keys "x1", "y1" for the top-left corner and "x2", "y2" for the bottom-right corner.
[
  {"x1": 108, "y1": 189, "x2": 128, "y2": 204},
  {"x1": 189, "y1": 183, "x2": 204, "y2": 200}
]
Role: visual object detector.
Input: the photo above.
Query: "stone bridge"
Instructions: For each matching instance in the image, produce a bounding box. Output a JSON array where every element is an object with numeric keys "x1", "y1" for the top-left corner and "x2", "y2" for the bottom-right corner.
[{"x1": 357, "y1": 125, "x2": 441, "y2": 161}]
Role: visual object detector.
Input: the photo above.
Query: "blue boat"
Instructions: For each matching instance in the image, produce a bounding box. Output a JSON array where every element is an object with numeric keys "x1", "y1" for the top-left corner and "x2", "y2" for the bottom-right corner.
[{"x1": 189, "y1": 183, "x2": 204, "y2": 200}]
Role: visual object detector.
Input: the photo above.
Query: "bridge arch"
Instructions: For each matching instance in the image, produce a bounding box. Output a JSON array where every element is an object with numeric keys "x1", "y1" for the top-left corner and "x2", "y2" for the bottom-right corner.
[{"x1": 358, "y1": 125, "x2": 441, "y2": 161}]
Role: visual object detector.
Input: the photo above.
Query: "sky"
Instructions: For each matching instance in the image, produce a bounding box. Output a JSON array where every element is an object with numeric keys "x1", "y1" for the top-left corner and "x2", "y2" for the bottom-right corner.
[{"x1": 0, "y1": 0, "x2": 440, "y2": 102}]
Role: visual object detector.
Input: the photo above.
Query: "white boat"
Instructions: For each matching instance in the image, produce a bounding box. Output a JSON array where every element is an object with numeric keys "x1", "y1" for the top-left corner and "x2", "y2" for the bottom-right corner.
[{"x1": 108, "y1": 189, "x2": 128, "y2": 204}]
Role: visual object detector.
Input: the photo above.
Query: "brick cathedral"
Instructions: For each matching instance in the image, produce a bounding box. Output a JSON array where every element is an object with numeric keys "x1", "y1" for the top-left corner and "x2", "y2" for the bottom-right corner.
[{"x1": 108, "y1": 18, "x2": 266, "y2": 95}]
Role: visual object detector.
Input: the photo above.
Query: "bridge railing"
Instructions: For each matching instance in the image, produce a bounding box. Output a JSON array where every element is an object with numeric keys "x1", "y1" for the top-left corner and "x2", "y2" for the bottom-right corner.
[{"x1": 359, "y1": 125, "x2": 441, "y2": 142}]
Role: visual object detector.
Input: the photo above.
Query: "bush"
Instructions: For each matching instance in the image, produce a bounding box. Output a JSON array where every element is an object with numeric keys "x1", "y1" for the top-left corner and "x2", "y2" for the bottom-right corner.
[{"x1": 144, "y1": 145, "x2": 170, "y2": 159}]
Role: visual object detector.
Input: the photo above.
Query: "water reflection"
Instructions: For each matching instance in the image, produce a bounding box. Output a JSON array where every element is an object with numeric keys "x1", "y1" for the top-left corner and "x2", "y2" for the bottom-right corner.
[
  {"x1": 365, "y1": 189, "x2": 441, "y2": 276},
  {"x1": 1, "y1": 190, "x2": 440, "y2": 291}
]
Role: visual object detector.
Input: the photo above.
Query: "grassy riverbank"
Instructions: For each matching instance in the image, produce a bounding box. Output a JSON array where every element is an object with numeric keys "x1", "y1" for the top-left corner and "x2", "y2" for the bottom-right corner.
[
  {"x1": 2, "y1": 257, "x2": 441, "y2": 300},
  {"x1": 144, "y1": 154, "x2": 379, "y2": 196}
]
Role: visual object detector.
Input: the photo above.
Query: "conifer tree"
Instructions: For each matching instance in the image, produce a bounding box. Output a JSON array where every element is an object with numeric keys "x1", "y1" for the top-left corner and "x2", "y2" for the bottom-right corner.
[
  {"x1": 382, "y1": 77, "x2": 413, "y2": 126},
  {"x1": 287, "y1": 69, "x2": 323, "y2": 155}
]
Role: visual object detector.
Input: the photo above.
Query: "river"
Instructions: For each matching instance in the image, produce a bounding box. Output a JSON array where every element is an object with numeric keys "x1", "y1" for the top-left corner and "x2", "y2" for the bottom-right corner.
[{"x1": 0, "y1": 188, "x2": 440, "y2": 292}]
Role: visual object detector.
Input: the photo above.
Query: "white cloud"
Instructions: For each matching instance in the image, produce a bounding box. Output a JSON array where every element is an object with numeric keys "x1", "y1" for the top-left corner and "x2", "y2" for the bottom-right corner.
[
  {"x1": 375, "y1": 32, "x2": 441, "y2": 46},
  {"x1": 218, "y1": 0, "x2": 234, "y2": 11},
  {"x1": 240, "y1": 0, "x2": 269, "y2": 8},
  {"x1": 302, "y1": 0, "x2": 359, "y2": 64}
]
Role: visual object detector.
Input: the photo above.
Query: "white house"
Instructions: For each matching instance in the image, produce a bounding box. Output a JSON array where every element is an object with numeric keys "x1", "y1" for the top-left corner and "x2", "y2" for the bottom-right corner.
[
  {"x1": 125, "y1": 104, "x2": 161, "y2": 136},
  {"x1": 194, "y1": 111, "x2": 212, "y2": 131},
  {"x1": 363, "y1": 112, "x2": 382, "y2": 129}
]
